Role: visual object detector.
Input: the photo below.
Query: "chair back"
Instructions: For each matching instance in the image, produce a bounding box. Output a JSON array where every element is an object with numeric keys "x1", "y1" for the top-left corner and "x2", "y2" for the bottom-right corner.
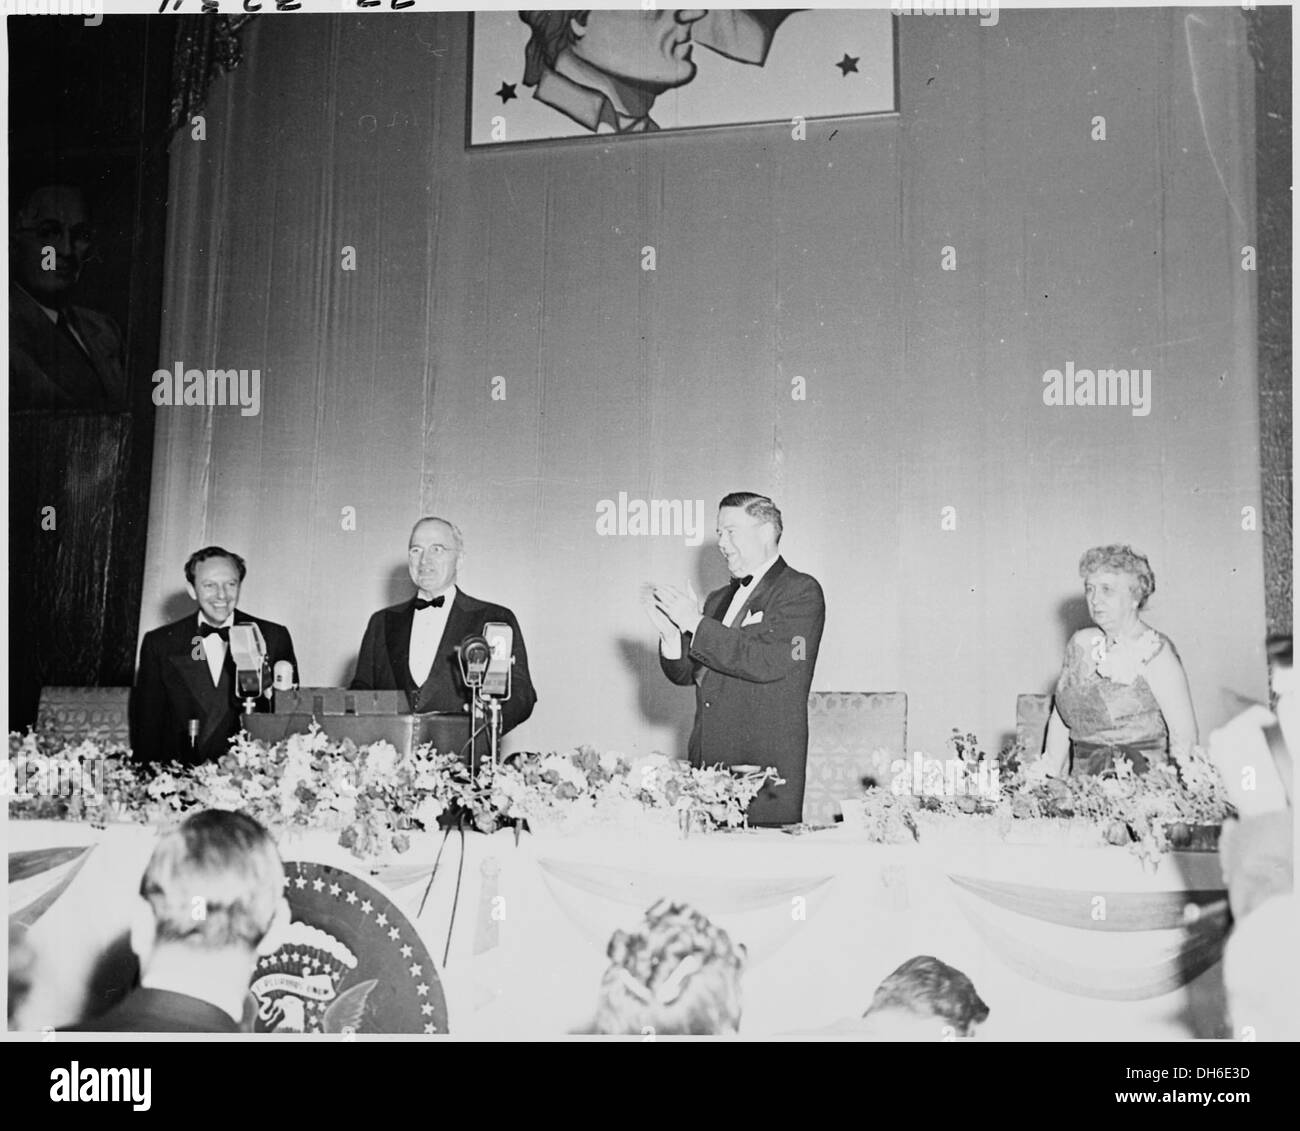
[
  {"x1": 1016, "y1": 693, "x2": 1053, "y2": 761},
  {"x1": 803, "y1": 692, "x2": 908, "y2": 825},
  {"x1": 34, "y1": 686, "x2": 132, "y2": 749}
]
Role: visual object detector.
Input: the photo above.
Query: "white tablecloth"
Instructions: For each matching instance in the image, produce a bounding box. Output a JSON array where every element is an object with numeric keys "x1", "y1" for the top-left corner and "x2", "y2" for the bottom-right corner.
[{"x1": 8, "y1": 819, "x2": 1230, "y2": 1039}]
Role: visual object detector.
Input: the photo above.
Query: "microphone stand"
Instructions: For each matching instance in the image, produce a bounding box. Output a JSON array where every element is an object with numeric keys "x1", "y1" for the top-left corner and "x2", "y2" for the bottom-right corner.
[
  {"x1": 468, "y1": 688, "x2": 486, "y2": 775},
  {"x1": 469, "y1": 689, "x2": 504, "y2": 772},
  {"x1": 485, "y1": 695, "x2": 503, "y2": 768}
]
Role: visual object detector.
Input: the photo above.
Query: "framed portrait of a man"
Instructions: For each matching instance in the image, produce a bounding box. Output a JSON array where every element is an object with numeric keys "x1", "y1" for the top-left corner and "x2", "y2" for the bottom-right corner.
[{"x1": 467, "y1": 9, "x2": 897, "y2": 146}]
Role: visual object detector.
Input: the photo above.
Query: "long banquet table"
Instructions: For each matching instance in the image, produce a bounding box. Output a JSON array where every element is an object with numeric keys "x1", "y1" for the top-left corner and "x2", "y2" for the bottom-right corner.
[{"x1": 9, "y1": 818, "x2": 1232, "y2": 1039}]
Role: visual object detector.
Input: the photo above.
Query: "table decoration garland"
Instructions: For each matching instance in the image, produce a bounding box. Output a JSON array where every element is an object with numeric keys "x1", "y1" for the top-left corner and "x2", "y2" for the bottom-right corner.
[
  {"x1": 6, "y1": 725, "x2": 779, "y2": 861},
  {"x1": 848, "y1": 729, "x2": 1235, "y2": 865},
  {"x1": 7, "y1": 722, "x2": 1232, "y2": 864}
]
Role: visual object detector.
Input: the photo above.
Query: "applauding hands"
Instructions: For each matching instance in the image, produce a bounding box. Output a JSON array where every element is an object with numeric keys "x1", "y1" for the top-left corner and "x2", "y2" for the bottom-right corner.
[{"x1": 642, "y1": 581, "x2": 703, "y2": 659}]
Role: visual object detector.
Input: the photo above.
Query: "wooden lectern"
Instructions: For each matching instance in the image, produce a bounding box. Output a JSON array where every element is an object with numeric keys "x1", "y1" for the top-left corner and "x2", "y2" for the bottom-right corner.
[{"x1": 241, "y1": 687, "x2": 471, "y2": 762}]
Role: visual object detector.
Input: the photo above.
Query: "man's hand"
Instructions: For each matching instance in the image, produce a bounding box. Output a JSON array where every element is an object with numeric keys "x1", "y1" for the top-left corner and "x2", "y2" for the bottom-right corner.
[
  {"x1": 641, "y1": 585, "x2": 679, "y2": 639},
  {"x1": 652, "y1": 581, "x2": 703, "y2": 638}
]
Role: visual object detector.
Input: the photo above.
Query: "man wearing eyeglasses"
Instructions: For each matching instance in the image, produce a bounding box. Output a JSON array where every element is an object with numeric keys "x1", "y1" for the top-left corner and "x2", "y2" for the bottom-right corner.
[
  {"x1": 349, "y1": 517, "x2": 537, "y2": 735},
  {"x1": 9, "y1": 182, "x2": 127, "y2": 411}
]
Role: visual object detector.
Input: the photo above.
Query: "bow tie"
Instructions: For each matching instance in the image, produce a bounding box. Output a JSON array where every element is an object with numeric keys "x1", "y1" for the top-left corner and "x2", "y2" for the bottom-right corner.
[
  {"x1": 198, "y1": 623, "x2": 230, "y2": 641},
  {"x1": 414, "y1": 595, "x2": 446, "y2": 611},
  {"x1": 734, "y1": 575, "x2": 754, "y2": 587}
]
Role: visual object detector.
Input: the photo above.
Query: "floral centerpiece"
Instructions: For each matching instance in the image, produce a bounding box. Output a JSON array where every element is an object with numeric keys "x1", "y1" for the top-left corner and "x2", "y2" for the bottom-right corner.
[
  {"x1": 187, "y1": 726, "x2": 475, "y2": 860},
  {"x1": 9, "y1": 726, "x2": 782, "y2": 857},
  {"x1": 466, "y1": 748, "x2": 780, "y2": 838},
  {"x1": 847, "y1": 728, "x2": 1235, "y2": 862},
  {"x1": 6, "y1": 725, "x2": 157, "y2": 825}
]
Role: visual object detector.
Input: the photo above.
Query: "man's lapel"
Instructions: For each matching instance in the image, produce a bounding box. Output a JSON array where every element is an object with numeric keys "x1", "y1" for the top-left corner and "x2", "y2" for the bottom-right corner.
[
  {"x1": 385, "y1": 601, "x2": 417, "y2": 691},
  {"x1": 434, "y1": 592, "x2": 478, "y2": 695},
  {"x1": 732, "y1": 557, "x2": 787, "y2": 628},
  {"x1": 705, "y1": 580, "x2": 739, "y2": 623},
  {"x1": 167, "y1": 622, "x2": 231, "y2": 748},
  {"x1": 11, "y1": 286, "x2": 104, "y2": 404}
]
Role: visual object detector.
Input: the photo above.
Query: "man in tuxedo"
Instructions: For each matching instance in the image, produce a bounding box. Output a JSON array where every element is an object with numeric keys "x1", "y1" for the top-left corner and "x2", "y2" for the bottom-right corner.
[
  {"x1": 9, "y1": 182, "x2": 127, "y2": 411},
  {"x1": 350, "y1": 517, "x2": 537, "y2": 735},
  {"x1": 130, "y1": 547, "x2": 298, "y2": 765},
  {"x1": 64, "y1": 810, "x2": 290, "y2": 1033},
  {"x1": 648, "y1": 492, "x2": 824, "y2": 826}
]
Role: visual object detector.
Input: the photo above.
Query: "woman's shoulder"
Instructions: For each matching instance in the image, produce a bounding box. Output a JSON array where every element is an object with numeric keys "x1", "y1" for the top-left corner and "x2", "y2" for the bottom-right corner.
[
  {"x1": 1066, "y1": 627, "x2": 1104, "y2": 660},
  {"x1": 1069, "y1": 626, "x2": 1105, "y2": 648},
  {"x1": 1143, "y1": 628, "x2": 1184, "y2": 668}
]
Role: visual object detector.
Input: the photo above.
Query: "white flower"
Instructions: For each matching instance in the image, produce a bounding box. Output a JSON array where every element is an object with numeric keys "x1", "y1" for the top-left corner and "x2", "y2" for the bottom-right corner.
[
  {"x1": 1018, "y1": 758, "x2": 1052, "y2": 792},
  {"x1": 70, "y1": 739, "x2": 101, "y2": 763},
  {"x1": 208, "y1": 784, "x2": 244, "y2": 811},
  {"x1": 494, "y1": 773, "x2": 526, "y2": 802},
  {"x1": 414, "y1": 797, "x2": 445, "y2": 828},
  {"x1": 599, "y1": 750, "x2": 625, "y2": 775},
  {"x1": 1095, "y1": 629, "x2": 1160, "y2": 685},
  {"x1": 361, "y1": 742, "x2": 399, "y2": 786}
]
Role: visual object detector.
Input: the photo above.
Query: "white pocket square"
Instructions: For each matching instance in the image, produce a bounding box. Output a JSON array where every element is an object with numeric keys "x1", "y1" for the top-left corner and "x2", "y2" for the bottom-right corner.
[{"x1": 742, "y1": 610, "x2": 764, "y2": 627}]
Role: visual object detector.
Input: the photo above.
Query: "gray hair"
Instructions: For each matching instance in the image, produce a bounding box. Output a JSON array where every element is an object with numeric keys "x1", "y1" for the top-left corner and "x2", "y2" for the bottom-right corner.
[
  {"x1": 1079, "y1": 544, "x2": 1155, "y2": 608},
  {"x1": 410, "y1": 516, "x2": 464, "y2": 550}
]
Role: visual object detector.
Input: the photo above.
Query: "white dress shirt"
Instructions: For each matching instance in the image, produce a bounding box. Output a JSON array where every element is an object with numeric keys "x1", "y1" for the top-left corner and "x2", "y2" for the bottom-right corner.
[
  {"x1": 721, "y1": 554, "x2": 780, "y2": 627},
  {"x1": 409, "y1": 586, "x2": 456, "y2": 686},
  {"x1": 198, "y1": 612, "x2": 236, "y2": 687}
]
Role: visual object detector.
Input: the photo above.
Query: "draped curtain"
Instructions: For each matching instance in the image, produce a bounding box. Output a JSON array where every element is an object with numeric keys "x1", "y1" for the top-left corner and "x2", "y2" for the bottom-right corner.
[{"x1": 142, "y1": 9, "x2": 1264, "y2": 759}]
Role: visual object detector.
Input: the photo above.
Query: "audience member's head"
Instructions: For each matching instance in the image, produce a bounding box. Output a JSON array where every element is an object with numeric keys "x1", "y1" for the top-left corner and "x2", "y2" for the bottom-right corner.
[
  {"x1": 860, "y1": 955, "x2": 989, "y2": 1039},
  {"x1": 593, "y1": 900, "x2": 746, "y2": 1035},
  {"x1": 132, "y1": 809, "x2": 288, "y2": 975}
]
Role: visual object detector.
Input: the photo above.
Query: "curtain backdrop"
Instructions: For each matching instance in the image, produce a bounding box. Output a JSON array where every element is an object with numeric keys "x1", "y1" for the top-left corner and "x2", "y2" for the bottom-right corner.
[{"x1": 141, "y1": 9, "x2": 1264, "y2": 760}]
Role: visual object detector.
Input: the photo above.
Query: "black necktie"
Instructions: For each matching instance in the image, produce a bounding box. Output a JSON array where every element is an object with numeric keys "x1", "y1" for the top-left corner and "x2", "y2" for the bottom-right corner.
[
  {"x1": 414, "y1": 595, "x2": 446, "y2": 611},
  {"x1": 198, "y1": 623, "x2": 230, "y2": 642}
]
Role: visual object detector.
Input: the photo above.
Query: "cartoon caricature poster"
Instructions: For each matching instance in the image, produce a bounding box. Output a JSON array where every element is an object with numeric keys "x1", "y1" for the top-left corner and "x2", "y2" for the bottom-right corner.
[{"x1": 468, "y1": 9, "x2": 896, "y2": 146}]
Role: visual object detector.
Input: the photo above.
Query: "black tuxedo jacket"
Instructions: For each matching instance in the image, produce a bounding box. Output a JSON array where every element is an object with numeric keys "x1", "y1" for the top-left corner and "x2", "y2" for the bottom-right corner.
[
  {"x1": 661, "y1": 557, "x2": 825, "y2": 826},
  {"x1": 9, "y1": 283, "x2": 128, "y2": 411},
  {"x1": 349, "y1": 591, "x2": 537, "y2": 735},
  {"x1": 62, "y1": 987, "x2": 241, "y2": 1033},
  {"x1": 130, "y1": 610, "x2": 298, "y2": 766}
]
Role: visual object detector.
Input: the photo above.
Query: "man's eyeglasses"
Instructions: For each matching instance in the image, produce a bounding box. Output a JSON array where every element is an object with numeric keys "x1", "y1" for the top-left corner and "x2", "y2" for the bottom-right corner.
[
  {"x1": 18, "y1": 221, "x2": 95, "y2": 246},
  {"x1": 409, "y1": 545, "x2": 459, "y2": 559}
]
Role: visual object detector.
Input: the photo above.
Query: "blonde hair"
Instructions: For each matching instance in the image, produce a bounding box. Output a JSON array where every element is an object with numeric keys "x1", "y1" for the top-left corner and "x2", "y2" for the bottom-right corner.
[{"x1": 593, "y1": 901, "x2": 746, "y2": 1035}]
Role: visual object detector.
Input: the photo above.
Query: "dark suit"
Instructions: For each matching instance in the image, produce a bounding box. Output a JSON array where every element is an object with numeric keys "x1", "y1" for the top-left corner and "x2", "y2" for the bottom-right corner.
[
  {"x1": 9, "y1": 283, "x2": 127, "y2": 411},
  {"x1": 350, "y1": 591, "x2": 537, "y2": 735},
  {"x1": 62, "y1": 987, "x2": 240, "y2": 1033},
  {"x1": 661, "y1": 557, "x2": 825, "y2": 826},
  {"x1": 130, "y1": 611, "x2": 297, "y2": 765}
]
